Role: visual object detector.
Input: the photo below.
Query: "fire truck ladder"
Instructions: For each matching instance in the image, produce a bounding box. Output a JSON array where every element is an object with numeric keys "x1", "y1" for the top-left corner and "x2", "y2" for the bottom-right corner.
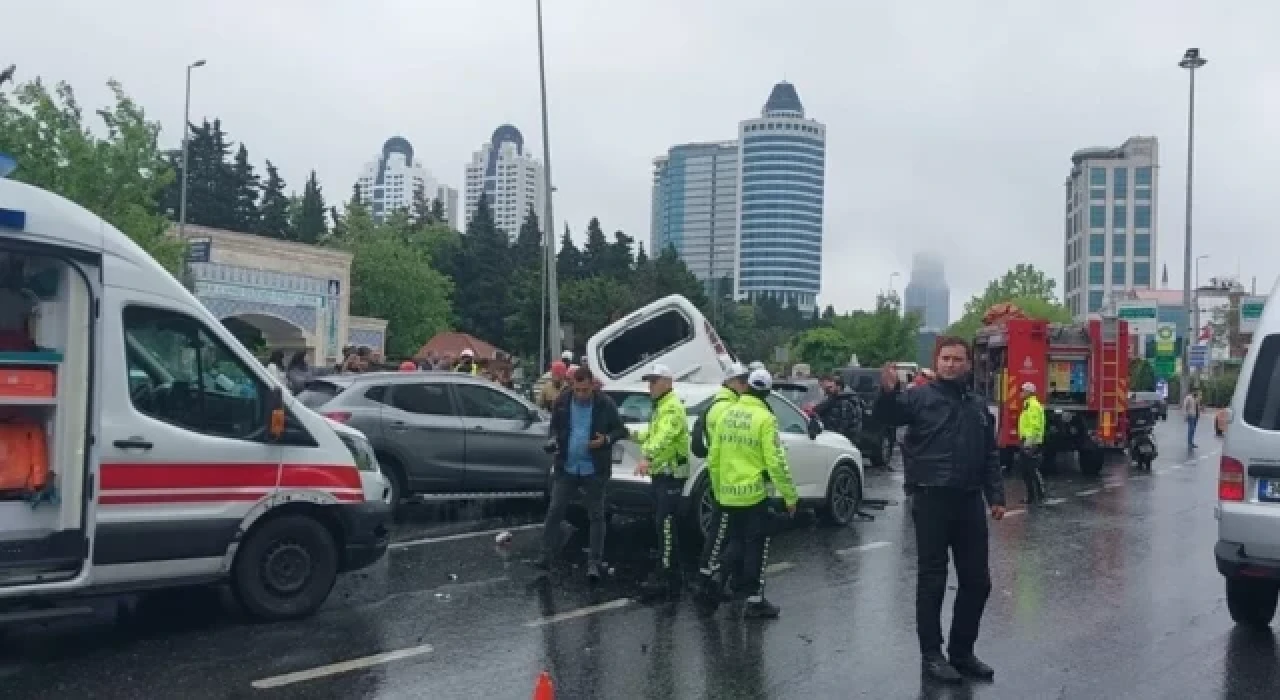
[{"x1": 1097, "y1": 317, "x2": 1124, "y2": 442}]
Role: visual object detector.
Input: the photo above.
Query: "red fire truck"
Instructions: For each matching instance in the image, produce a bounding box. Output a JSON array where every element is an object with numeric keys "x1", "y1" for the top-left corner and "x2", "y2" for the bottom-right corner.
[{"x1": 970, "y1": 309, "x2": 1130, "y2": 476}]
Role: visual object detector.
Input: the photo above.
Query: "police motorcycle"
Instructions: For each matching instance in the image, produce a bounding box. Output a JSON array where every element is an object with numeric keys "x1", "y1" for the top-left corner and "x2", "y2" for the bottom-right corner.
[{"x1": 1126, "y1": 397, "x2": 1158, "y2": 471}]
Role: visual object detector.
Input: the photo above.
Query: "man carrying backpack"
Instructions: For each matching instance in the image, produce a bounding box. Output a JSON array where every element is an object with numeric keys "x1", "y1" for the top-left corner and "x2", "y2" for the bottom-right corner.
[
  {"x1": 693, "y1": 363, "x2": 750, "y2": 592},
  {"x1": 814, "y1": 374, "x2": 863, "y2": 444}
]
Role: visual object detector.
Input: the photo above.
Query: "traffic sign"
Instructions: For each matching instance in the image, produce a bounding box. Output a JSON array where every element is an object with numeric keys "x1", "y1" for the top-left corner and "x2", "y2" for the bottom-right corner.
[
  {"x1": 1240, "y1": 297, "x2": 1266, "y2": 334},
  {"x1": 1189, "y1": 345, "x2": 1209, "y2": 370}
]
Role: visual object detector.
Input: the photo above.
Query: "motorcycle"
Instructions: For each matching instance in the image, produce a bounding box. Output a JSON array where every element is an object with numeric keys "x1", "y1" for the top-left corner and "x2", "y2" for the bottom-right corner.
[{"x1": 1127, "y1": 405, "x2": 1158, "y2": 471}]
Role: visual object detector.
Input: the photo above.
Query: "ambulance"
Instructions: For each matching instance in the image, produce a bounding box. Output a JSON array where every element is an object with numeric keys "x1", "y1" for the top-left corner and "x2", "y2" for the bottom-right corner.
[{"x1": 0, "y1": 177, "x2": 392, "y2": 623}]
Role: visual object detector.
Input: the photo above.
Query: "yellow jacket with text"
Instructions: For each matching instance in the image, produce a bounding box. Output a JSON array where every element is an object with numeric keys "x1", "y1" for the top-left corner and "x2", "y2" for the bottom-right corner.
[{"x1": 706, "y1": 395, "x2": 798, "y2": 507}]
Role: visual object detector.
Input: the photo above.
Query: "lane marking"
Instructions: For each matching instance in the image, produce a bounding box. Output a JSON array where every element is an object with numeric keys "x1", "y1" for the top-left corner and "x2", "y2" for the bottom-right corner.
[
  {"x1": 1002, "y1": 508, "x2": 1026, "y2": 518},
  {"x1": 1075, "y1": 488, "x2": 1101, "y2": 497},
  {"x1": 251, "y1": 644, "x2": 434, "y2": 689},
  {"x1": 391, "y1": 522, "x2": 542, "y2": 550},
  {"x1": 525, "y1": 598, "x2": 633, "y2": 627},
  {"x1": 1104, "y1": 482, "x2": 1123, "y2": 490},
  {"x1": 836, "y1": 541, "x2": 891, "y2": 555},
  {"x1": 1043, "y1": 498, "x2": 1067, "y2": 505},
  {"x1": 765, "y1": 561, "x2": 796, "y2": 574}
]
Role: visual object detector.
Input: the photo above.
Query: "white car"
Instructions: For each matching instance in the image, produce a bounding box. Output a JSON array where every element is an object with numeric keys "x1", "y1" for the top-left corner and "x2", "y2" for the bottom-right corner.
[{"x1": 601, "y1": 383, "x2": 865, "y2": 539}]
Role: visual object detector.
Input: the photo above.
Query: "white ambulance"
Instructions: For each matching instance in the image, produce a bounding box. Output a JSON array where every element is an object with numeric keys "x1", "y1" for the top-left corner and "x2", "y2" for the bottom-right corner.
[{"x1": 0, "y1": 178, "x2": 392, "y2": 623}]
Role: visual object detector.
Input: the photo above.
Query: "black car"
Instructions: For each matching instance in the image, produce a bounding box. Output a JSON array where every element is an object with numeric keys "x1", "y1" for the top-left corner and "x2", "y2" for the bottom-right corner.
[{"x1": 1130, "y1": 391, "x2": 1168, "y2": 420}]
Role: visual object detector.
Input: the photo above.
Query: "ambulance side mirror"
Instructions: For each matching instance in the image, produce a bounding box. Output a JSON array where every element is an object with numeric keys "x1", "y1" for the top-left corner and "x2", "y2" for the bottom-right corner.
[{"x1": 266, "y1": 386, "x2": 286, "y2": 441}]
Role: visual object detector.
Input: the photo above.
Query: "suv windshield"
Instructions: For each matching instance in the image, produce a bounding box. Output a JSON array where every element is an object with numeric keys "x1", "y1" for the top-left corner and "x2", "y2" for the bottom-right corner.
[{"x1": 297, "y1": 380, "x2": 348, "y2": 409}]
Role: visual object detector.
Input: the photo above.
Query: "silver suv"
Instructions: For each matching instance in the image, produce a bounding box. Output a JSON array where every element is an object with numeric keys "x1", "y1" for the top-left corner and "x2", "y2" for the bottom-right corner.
[
  {"x1": 298, "y1": 373, "x2": 552, "y2": 512},
  {"x1": 1215, "y1": 286, "x2": 1279, "y2": 628}
]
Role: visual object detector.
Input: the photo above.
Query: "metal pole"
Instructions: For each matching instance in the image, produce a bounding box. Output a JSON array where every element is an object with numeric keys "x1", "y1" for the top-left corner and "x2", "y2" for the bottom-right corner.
[
  {"x1": 536, "y1": 0, "x2": 561, "y2": 360},
  {"x1": 179, "y1": 59, "x2": 205, "y2": 289},
  {"x1": 1178, "y1": 49, "x2": 1205, "y2": 398},
  {"x1": 538, "y1": 223, "x2": 547, "y2": 373},
  {"x1": 1193, "y1": 254, "x2": 1209, "y2": 359}
]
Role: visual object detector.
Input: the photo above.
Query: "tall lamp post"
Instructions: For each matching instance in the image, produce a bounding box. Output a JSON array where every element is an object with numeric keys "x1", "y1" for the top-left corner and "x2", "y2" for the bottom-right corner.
[
  {"x1": 1178, "y1": 47, "x2": 1206, "y2": 397},
  {"x1": 179, "y1": 59, "x2": 207, "y2": 290},
  {"x1": 535, "y1": 0, "x2": 561, "y2": 364}
]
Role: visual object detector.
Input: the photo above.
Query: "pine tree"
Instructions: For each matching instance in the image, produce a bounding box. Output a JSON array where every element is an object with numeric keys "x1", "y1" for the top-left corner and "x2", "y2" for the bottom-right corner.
[
  {"x1": 513, "y1": 207, "x2": 542, "y2": 269},
  {"x1": 635, "y1": 242, "x2": 649, "y2": 267},
  {"x1": 259, "y1": 160, "x2": 290, "y2": 239},
  {"x1": 230, "y1": 144, "x2": 261, "y2": 232},
  {"x1": 294, "y1": 170, "x2": 327, "y2": 244},
  {"x1": 557, "y1": 224, "x2": 583, "y2": 280},
  {"x1": 351, "y1": 182, "x2": 362, "y2": 206},
  {"x1": 581, "y1": 217, "x2": 609, "y2": 277},
  {"x1": 411, "y1": 187, "x2": 433, "y2": 225},
  {"x1": 605, "y1": 231, "x2": 635, "y2": 277},
  {"x1": 431, "y1": 198, "x2": 446, "y2": 227},
  {"x1": 452, "y1": 196, "x2": 511, "y2": 343}
]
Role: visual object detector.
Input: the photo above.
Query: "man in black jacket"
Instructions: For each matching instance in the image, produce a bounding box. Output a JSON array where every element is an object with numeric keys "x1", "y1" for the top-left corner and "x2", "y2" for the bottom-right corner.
[
  {"x1": 537, "y1": 366, "x2": 629, "y2": 582},
  {"x1": 873, "y1": 337, "x2": 1006, "y2": 685},
  {"x1": 814, "y1": 374, "x2": 863, "y2": 443}
]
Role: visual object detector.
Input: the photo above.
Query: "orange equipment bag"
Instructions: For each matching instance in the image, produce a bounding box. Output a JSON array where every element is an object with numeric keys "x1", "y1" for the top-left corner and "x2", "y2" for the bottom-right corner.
[{"x1": 0, "y1": 420, "x2": 50, "y2": 492}]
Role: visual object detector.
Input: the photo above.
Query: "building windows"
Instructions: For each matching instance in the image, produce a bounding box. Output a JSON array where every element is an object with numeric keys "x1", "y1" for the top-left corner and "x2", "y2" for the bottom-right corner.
[
  {"x1": 1089, "y1": 261, "x2": 1104, "y2": 285},
  {"x1": 1135, "y1": 166, "x2": 1152, "y2": 186},
  {"x1": 1135, "y1": 188, "x2": 1151, "y2": 201},
  {"x1": 1134, "y1": 204, "x2": 1151, "y2": 228},
  {"x1": 1090, "y1": 167, "x2": 1106, "y2": 186},
  {"x1": 1112, "y1": 262, "x2": 1127, "y2": 285},
  {"x1": 1134, "y1": 262, "x2": 1151, "y2": 286},
  {"x1": 1089, "y1": 290, "x2": 1104, "y2": 312},
  {"x1": 1089, "y1": 233, "x2": 1105, "y2": 256},
  {"x1": 1134, "y1": 233, "x2": 1151, "y2": 257},
  {"x1": 1089, "y1": 205, "x2": 1105, "y2": 229},
  {"x1": 1112, "y1": 203, "x2": 1127, "y2": 229},
  {"x1": 1113, "y1": 232, "x2": 1126, "y2": 257}
]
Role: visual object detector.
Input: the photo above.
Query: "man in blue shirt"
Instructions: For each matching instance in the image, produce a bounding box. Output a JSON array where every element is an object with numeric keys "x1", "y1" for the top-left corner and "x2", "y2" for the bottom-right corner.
[{"x1": 538, "y1": 367, "x2": 628, "y2": 582}]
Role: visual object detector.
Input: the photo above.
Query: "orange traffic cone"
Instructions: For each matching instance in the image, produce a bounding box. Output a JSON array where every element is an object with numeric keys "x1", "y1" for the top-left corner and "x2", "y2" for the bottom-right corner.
[{"x1": 532, "y1": 670, "x2": 554, "y2": 700}]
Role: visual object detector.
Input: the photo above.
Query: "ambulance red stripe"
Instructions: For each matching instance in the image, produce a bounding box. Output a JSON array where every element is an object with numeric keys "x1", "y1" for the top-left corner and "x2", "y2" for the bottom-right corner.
[
  {"x1": 98, "y1": 490, "x2": 365, "y2": 505},
  {"x1": 100, "y1": 463, "x2": 362, "y2": 491}
]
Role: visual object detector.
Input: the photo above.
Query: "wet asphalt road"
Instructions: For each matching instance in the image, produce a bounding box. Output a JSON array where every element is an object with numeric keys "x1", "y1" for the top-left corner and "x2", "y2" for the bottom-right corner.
[{"x1": 3, "y1": 414, "x2": 1276, "y2": 699}]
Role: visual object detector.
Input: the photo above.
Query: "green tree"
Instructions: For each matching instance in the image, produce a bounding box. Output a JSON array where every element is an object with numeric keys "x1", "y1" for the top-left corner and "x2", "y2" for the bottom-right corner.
[
  {"x1": 431, "y1": 198, "x2": 446, "y2": 226},
  {"x1": 948, "y1": 294, "x2": 1074, "y2": 341},
  {"x1": 635, "y1": 242, "x2": 649, "y2": 266},
  {"x1": 947, "y1": 264, "x2": 1072, "y2": 340},
  {"x1": 512, "y1": 208, "x2": 543, "y2": 268},
  {"x1": 556, "y1": 225, "x2": 583, "y2": 280},
  {"x1": 0, "y1": 78, "x2": 183, "y2": 271},
  {"x1": 337, "y1": 200, "x2": 452, "y2": 358},
  {"x1": 452, "y1": 195, "x2": 511, "y2": 344},
  {"x1": 229, "y1": 144, "x2": 260, "y2": 232},
  {"x1": 793, "y1": 327, "x2": 855, "y2": 375},
  {"x1": 293, "y1": 170, "x2": 327, "y2": 243},
  {"x1": 258, "y1": 160, "x2": 290, "y2": 239},
  {"x1": 580, "y1": 217, "x2": 610, "y2": 277},
  {"x1": 604, "y1": 231, "x2": 636, "y2": 278},
  {"x1": 834, "y1": 293, "x2": 921, "y2": 367}
]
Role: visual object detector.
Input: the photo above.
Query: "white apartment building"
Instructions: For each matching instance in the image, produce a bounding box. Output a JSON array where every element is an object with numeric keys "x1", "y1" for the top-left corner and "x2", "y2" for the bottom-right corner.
[
  {"x1": 1063, "y1": 136, "x2": 1159, "y2": 319},
  {"x1": 356, "y1": 136, "x2": 459, "y2": 229},
  {"x1": 464, "y1": 125, "x2": 546, "y2": 240}
]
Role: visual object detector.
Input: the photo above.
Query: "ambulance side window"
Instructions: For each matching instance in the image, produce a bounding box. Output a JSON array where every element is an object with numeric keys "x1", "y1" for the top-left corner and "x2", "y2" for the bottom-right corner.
[{"x1": 123, "y1": 306, "x2": 266, "y2": 441}]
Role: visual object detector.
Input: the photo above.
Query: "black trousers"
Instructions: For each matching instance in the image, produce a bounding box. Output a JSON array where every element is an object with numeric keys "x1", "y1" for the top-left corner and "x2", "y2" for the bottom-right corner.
[
  {"x1": 542, "y1": 472, "x2": 607, "y2": 564},
  {"x1": 707, "y1": 501, "x2": 771, "y2": 598},
  {"x1": 910, "y1": 487, "x2": 992, "y2": 657},
  {"x1": 1019, "y1": 447, "x2": 1046, "y2": 503},
  {"x1": 651, "y1": 475, "x2": 686, "y2": 581}
]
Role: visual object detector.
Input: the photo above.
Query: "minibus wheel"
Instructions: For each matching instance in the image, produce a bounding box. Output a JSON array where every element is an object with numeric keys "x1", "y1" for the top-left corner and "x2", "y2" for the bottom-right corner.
[{"x1": 233, "y1": 514, "x2": 340, "y2": 621}]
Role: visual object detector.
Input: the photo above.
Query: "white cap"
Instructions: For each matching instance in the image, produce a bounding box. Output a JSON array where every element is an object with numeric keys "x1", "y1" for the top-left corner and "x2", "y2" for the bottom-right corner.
[
  {"x1": 747, "y1": 368, "x2": 773, "y2": 391},
  {"x1": 642, "y1": 363, "x2": 674, "y2": 381},
  {"x1": 725, "y1": 362, "x2": 749, "y2": 380},
  {"x1": 461, "y1": 348, "x2": 475, "y2": 358},
  {"x1": 1021, "y1": 381, "x2": 1036, "y2": 392},
  {"x1": 561, "y1": 350, "x2": 573, "y2": 361},
  {"x1": 748, "y1": 361, "x2": 766, "y2": 371}
]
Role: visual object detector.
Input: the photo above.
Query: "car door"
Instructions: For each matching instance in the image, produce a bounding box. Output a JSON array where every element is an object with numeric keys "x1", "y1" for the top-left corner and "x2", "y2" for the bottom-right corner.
[
  {"x1": 452, "y1": 382, "x2": 551, "y2": 492},
  {"x1": 383, "y1": 380, "x2": 468, "y2": 492},
  {"x1": 767, "y1": 394, "x2": 826, "y2": 499}
]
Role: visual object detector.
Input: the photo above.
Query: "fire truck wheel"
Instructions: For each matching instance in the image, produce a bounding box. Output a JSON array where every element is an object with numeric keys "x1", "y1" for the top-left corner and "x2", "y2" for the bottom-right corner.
[
  {"x1": 1078, "y1": 449, "x2": 1105, "y2": 477},
  {"x1": 233, "y1": 514, "x2": 340, "y2": 622}
]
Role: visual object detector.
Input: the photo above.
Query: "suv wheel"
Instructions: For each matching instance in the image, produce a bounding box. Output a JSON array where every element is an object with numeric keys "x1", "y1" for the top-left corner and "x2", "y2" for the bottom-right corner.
[
  {"x1": 232, "y1": 515, "x2": 339, "y2": 621},
  {"x1": 377, "y1": 453, "x2": 408, "y2": 521},
  {"x1": 1227, "y1": 577, "x2": 1280, "y2": 628},
  {"x1": 818, "y1": 462, "x2": 862, "y2": 526},
  {"x1": 686, "y1": 475, "x2": 716, "y2": 541}
]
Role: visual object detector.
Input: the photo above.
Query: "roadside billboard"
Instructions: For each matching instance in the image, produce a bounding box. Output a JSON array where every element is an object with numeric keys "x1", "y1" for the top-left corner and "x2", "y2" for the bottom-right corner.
[
  {"x1": 1240, "y1": 296, "x2": 1266, "y2": 335},
  {"x1": 1153, "y1": 323, "x2": 1177, "y2": 379},
  {"x1": 1116, "y1": 301, "x2": 1159, "y2": 336}
]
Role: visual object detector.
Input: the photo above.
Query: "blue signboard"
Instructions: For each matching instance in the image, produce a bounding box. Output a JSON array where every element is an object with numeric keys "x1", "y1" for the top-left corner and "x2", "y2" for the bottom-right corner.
[{"x1": 1189, "y1": 345, "x2": 1209, "y2": 370}]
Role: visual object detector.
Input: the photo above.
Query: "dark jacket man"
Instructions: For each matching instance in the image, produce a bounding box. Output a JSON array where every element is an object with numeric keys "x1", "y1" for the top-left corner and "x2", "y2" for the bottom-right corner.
[
  {"x1": 815, "y1": 383, "x2": 863, "y2": 441},
  {"x1": 548, "y1": 387, "x2": 628, "y2": 479},
  {"x1": 873, "y1": 380, "x2": 1005, "y2": 506}
]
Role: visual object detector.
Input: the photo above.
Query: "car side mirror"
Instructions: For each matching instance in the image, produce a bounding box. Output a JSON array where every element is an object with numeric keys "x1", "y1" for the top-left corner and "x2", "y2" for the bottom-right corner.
[
  {"x1": 807, "y1": 414, "x2": 823, "y2": 440},
  {"x1": 266, "y1": 386, "x2": 286, "y2": 441}
]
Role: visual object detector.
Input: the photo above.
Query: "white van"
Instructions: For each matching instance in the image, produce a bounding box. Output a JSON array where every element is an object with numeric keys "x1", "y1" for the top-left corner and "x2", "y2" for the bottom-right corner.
[
  {"x1": 584, "y1": 294, "x2": 737, "y2": 385},
  {"x1": 1215, "y1": 279, "x2": 1279, "y2": 628},
  {"x1": 0, "y1": 178, "x2": 391, "y2": 623}
]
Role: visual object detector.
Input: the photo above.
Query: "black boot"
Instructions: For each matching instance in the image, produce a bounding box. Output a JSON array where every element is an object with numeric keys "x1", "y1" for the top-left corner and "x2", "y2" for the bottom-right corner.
[
  {"x1": 743, "y1": 597, "x2": 780, "y2": 619},
  {"x1": 949, "y1": 653, "x2": 995, "y2": 681},
  {"x1": 921, "y1": 652, "x2": 963, "y2": 684}
]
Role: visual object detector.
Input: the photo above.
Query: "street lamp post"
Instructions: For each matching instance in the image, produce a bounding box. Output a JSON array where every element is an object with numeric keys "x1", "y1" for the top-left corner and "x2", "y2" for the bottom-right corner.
[
  {"x1": 1178, "y1": 47, "x2": 1206, "y2": 397},
  {"x1": 1193, "y1": 254, "x2": 1210, "y2": 350},
  {"x1": 179, "y1": 59, "x2": 206, "y2": 290},
  {"x1": 535, "y1": 0, "x2": 561, "y2": 364}
]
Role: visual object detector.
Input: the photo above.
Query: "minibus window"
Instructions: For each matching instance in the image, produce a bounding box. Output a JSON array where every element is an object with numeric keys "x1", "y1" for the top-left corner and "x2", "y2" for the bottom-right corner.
[
  {"x1": 1243, "y1": 335, "x2": 1280, "y2": 431},
  {"x1": 600, "y1": 309, "x2": 693, "y2": 378}
]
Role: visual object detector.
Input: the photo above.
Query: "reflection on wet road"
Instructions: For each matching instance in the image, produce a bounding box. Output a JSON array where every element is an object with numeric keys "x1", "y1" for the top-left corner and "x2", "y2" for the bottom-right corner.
[{"x1": 3, "y1": 417, "x2": 1278, "y2": 699}]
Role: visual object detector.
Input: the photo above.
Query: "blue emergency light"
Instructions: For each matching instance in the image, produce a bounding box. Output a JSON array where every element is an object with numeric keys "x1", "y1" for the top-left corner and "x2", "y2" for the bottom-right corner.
[{"x1": 0, "y1": 207, "x2": 26, "y2": 231}]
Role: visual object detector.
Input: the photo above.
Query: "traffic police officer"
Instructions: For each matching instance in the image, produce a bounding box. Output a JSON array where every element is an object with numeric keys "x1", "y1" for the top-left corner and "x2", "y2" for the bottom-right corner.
[
  {"x1": 1017, "y1": 381, "x2": 1047, "y2": 504},
  {"x1": 702, "y1": 368, "x2": 797, "y2": 619},
  {"x1": 695, "y1": 363, "x2": 751, "y2": 589},
  {"x1": 633, "y1": 364, "x2": 691, "y2": 599}
]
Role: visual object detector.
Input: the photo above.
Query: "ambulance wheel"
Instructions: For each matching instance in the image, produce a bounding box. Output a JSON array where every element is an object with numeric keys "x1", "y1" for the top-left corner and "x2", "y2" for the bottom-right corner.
[{"x1": 233, "y1": 515, "x2": 339, "y2": 622}]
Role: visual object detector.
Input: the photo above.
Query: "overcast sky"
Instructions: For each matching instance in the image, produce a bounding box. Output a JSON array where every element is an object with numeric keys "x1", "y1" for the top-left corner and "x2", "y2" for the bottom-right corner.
[{"x1": 9, "y1": 1, "x2": 1279, "y2": 316}]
